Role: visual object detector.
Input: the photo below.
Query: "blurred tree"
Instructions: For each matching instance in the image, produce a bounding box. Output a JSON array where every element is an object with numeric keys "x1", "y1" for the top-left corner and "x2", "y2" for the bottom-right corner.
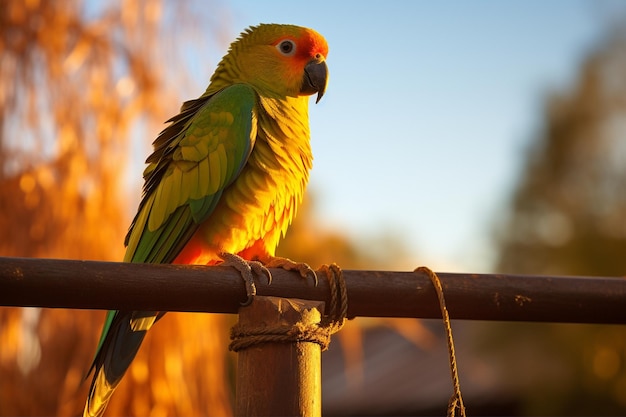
[
  {"x1": 0, "y1": 1, "x2": 233, "y2": 415},
  {"x1": 495, "y1": 31, "x2": 626, "y2": 278},
  {"x1": 487, "y1": 23, "x2": 626, "y2": 415}
]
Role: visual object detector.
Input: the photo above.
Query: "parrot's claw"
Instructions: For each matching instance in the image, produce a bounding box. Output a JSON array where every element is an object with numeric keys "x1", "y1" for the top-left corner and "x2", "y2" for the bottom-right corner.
[
  {"x1": 219, "y1": 252, "x2": 272, "y2": 306},
  {"x1": 263, "y1": 256, "x2": 318, "y2": 286}
]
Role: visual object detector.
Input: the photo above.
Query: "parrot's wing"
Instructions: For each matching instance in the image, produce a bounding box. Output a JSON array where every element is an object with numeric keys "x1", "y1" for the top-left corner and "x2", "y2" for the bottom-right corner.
[
  {"x1": 84, "y1": 85, "x2": 257, "y2": 417},
  {"x1": 126, "y1": 83, "x2": 257, "y2": 264}
]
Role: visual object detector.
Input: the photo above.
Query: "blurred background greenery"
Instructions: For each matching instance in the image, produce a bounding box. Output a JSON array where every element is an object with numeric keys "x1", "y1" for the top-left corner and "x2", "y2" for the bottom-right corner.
[{"x1": 1, "y1": 1, "x2": 626, "y2": 415}]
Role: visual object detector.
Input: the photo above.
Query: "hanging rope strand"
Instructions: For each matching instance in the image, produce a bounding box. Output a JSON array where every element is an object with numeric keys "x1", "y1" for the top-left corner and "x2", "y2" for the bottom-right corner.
[{"x1": 415, "y1": 266, "x2": 466, "y2": 417}]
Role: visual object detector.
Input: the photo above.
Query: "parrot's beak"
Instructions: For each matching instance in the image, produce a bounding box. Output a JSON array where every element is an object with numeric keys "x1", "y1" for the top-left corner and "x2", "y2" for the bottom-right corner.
[{"x1": 301, "y1": 58, "x2": 328, "y2": 103}]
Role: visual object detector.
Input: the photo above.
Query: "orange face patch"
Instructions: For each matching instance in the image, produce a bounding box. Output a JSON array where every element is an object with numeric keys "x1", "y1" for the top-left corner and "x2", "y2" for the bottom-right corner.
[{"x1": 272, "y1": 29, "x2": 328, "y2": 63}]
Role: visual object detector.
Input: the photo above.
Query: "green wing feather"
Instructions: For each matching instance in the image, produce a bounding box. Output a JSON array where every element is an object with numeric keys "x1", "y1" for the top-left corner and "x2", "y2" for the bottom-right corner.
[
  {"x1": 126, "y1": 83, "x2": 257, "y2": 264},
  {"x1": 86, "y1": 85, "x2": 257, "y2": 417}
]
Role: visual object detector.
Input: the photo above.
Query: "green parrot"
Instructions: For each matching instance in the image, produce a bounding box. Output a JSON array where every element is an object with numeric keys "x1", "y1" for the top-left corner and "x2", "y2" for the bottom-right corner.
[{"x1": 84, "y1": 23, "x2": 328, "y2": 417}]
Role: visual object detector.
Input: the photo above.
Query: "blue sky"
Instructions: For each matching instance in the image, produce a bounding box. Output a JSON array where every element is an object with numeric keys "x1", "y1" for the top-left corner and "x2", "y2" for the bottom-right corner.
[{"x1": 184, "y1": 1, "x2": 622, "y2": 272}]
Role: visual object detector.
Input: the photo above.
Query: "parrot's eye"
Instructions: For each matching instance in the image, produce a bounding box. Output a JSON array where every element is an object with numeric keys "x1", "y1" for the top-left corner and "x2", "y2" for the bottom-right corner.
[{"x1": 276, "y1": 40, "x2": 296, "y2": 56}]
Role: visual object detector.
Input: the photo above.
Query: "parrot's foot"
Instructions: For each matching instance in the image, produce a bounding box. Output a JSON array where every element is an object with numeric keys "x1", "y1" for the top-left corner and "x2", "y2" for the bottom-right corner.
[
  {"x1": 262, "y1": 256, "x2": 318, "y2": 286},
  {"x1": 219, "y1": 252, "x2": 272, "y2": 306}
]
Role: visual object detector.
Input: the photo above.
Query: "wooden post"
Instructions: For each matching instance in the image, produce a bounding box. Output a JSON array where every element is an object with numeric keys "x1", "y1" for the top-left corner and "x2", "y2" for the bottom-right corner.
[{"x1": 234, "y1": 296, "x2": 324, "y2": 417}]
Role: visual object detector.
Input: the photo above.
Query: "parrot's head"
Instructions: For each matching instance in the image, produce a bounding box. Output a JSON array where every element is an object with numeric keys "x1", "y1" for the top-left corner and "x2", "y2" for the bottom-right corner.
[{"x1": 216, "y1": 23, "x2": 329, "y2": 103}]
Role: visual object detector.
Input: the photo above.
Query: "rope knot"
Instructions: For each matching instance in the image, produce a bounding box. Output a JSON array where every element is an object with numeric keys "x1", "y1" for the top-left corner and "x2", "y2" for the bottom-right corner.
[
  {"x1": 229, "y1": 263, "x2": 348, "y2": 352},
  {"x1": 229, "y1": 319, "x2": 333, "y2": 351}
]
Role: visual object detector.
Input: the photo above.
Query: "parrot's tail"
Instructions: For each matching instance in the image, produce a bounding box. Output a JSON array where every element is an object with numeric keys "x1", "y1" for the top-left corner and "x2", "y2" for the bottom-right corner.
[{"x1": 84, "y1": 310, "x2": 162, "y2": 417}]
